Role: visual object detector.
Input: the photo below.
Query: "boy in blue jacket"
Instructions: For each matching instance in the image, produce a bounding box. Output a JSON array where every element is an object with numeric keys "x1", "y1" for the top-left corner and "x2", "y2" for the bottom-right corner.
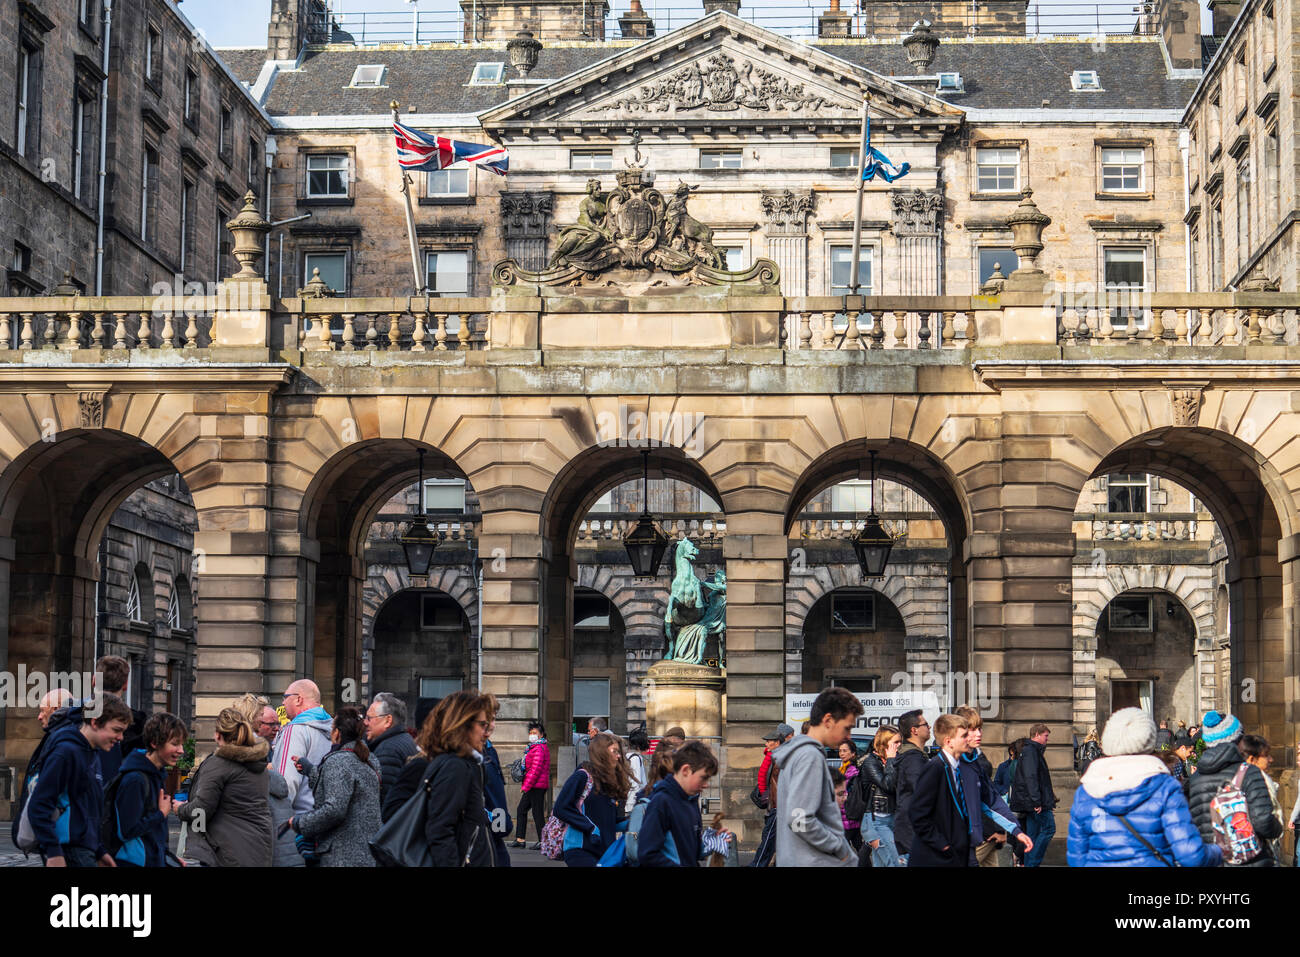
[
  {"x1": 112, "y1": 713, "x2": 187, "y2": 867},
  {"x1": 639, "y1": 740, "x2": 729, "y2": 867},
  {"x1": 28, "y1": 694, "x2": 133, "y2": 867}
]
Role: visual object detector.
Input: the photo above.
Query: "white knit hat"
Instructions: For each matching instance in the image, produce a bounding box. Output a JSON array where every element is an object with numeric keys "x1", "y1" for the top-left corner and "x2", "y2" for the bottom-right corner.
[{"x1": 1101, "y1": 707, "x2": 1158, "y2": 756}]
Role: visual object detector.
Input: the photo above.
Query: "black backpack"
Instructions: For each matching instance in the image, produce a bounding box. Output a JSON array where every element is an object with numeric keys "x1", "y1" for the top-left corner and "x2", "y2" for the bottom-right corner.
[
  {"x1": 843, "y1": 763, "x2": 871, "y2": 822},
  {"x1": 99, "y1": 769, "x2": 147, "y2": 859}
]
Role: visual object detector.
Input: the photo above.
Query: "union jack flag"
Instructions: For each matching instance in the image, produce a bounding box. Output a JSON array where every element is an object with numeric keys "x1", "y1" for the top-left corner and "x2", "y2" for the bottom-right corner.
[{"x1": 393, "y1": 121, "x2": 508, "y2": 176}]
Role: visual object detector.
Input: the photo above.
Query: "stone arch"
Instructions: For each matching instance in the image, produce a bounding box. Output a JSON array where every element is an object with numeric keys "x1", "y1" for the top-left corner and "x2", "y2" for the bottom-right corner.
[
  {"x1": 1074, "y1": 567, "x2": 1216, "y2": 648},
  {"x1": 364, "y1": 581, "x2": 475, "y2": 721},
  {"x1": 575, "y1": 563, "x2": 663, "y2": 644},
  {"x1": 361, "y1": 563, "x2": 480, "y2": 655},
  {"x1": 784, "y1": 563, "x2": 946, "y2": 648}
]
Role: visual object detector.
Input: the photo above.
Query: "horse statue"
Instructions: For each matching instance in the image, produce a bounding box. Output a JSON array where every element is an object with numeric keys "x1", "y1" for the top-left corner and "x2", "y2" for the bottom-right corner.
[{"x1": 663, "y1": 538, "x2": 726, "y2": 666}]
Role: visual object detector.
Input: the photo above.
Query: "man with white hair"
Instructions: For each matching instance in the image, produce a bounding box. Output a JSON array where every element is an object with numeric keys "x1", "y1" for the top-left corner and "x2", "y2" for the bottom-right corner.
[
  {"x1": 365, "y1": 692, "x2": 416, "y2": 801},
  {"x1": 11, "y1": 688, "x2": 78, "y2": 850},
  {"x1": 271, "y1": 679, "x2": 333, "y2": 816}
]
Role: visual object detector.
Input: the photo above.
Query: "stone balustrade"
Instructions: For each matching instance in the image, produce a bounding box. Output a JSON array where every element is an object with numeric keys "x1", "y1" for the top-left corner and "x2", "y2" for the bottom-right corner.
[
  {"x1": 0, "y1": 297, "x2": 215, "y2": 351},
  {"x1": 1073, "y1": 511, "x2": 1217, "y2": 542},
  {"x1": 1056, "y1": 294, "x2": 1300, "y2": 346},
  {"x1": 367, "y1": 513, "x2": 479, "y2": 543},
  {"x1": 782, "y1": 297, "x2": 978, "y2": 350},
  {"x1": 292, "y1": 298, "x2": 490, "y2": 352}
]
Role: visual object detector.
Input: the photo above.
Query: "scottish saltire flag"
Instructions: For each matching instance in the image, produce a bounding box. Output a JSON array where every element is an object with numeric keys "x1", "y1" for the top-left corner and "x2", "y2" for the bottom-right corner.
[
  {"x1": 862, "y1": 114, "x2": 910, "y2": 183},
  {"x1": 393, "y1": 121, "x2": 508, "y2": 176}
]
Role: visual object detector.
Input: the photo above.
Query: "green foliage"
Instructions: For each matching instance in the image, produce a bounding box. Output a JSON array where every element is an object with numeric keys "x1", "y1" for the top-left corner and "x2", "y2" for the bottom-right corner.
[{"x1": 176, "y1": 735, "x2": 197, "y2": 774}]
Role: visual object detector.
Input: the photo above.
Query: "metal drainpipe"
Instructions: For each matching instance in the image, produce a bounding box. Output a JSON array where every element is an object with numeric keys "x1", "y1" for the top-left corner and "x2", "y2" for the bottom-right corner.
[
  {"x1": 94, "y1": 0, "x2": 113, "y2": 295},
  {"x1": 1180, "y1": 128, "x2": 1192, "y2": 291}
]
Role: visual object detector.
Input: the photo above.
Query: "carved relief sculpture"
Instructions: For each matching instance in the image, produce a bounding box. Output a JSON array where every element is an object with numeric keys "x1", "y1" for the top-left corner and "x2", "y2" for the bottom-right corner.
[
  {"x1": 761, "y1": 189, "x2": 814, "y2": 236},
  {"x1": 890, "y1": 188, "x2": 945, "y2": 236},
  {"x1": 79, "y1": 391, "x2": 106, "y2": 428},
  {"x1": 1170, "y1": 387, "x2": 1205, "y2": 427},
  {"x1": 592, "y1": 52, "x2": 835, "y2": 114}
]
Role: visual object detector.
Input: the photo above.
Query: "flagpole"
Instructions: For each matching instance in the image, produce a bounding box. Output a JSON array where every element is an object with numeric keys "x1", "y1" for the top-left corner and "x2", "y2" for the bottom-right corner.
[
  {"x1": 849, "y1": 93, "x2": 870, "y2": 296},
  {"x1": 392, "y1": 101, "x2": 425, "y2": 295}
]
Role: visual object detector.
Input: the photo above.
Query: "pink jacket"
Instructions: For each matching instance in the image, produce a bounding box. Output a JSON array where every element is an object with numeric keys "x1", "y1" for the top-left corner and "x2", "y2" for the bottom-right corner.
[{"x1": 521, "y1": 739, "x2": 550, "y2": 791}]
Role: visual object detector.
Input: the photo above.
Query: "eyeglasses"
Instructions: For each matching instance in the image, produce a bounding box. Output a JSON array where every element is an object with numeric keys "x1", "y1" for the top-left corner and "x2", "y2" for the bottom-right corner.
[
  {"x1": 282, "y1": 692, "x2": 300, "y2": 703},
  {"x1": 473, "y1": 719, "x2": 489, "y2": 729}
]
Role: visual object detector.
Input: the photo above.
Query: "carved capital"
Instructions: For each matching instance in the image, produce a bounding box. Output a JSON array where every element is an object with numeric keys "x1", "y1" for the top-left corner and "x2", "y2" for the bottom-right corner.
[
  {"x1": 760, "y1": 189, "x2": 814, "y2": 236},
  {"x1": 78, "y1": 391, "x2": 107, "y2": 428},
  {"x1": 890, "y1": 188, "x2": 945, "y2": 236},
  {"x1": 499, "y1": 190, "x2": 554, "y2": 241}
]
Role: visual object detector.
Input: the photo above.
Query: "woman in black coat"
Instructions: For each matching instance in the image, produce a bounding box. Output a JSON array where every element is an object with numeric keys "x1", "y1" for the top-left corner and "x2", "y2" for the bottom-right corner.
[{"x1": 400, "y1": 690, "x2": 497, "y2": 867}]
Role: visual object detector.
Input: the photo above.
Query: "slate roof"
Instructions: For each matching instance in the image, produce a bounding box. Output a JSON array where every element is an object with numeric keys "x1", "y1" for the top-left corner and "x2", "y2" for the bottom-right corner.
[
  {"x1": 236, "y1": 34, "x2": 1199, "y2": 118},
  {"x1": 216, "y1": 47, "x2": 272, "y2": 87},
  {"x1": 819, "y1": 39, "x2": 1200, "y2": 110},
  {"x1": 261, "y1": 45, "x2": 617, "y2": 116}
]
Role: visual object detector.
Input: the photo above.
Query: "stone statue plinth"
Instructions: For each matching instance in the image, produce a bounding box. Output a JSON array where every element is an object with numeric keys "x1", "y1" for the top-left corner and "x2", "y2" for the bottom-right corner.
[{"x1": 644, "y1": 660, "x2": 726, "y2": 741}]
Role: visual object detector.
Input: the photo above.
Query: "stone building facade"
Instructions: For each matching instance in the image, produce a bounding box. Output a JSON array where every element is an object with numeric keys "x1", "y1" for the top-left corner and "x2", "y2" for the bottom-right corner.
[{"x1": 0, "y1": 0, "x2": 271, "y2": 297}]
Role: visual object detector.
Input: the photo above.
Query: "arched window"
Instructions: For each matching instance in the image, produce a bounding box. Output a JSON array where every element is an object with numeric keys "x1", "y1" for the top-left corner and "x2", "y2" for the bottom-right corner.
[
  {"x1": 126, "y1": 562, "x2": 153, "y2": 624},
  {"x1": 126, "y1": 574, "x2": 142, "y2": 622},
  {"x1": 167, "y1": 587, "x2": 181, "y2": 629},
  {"x1": 170, "y1": 575, "x2": 194, "y2": 632}
]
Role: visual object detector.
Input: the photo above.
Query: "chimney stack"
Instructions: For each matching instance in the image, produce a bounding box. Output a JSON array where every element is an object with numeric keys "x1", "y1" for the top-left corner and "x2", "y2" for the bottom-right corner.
[{"x1": 619, "y1": 0, "x2": 656, "y2": 37}]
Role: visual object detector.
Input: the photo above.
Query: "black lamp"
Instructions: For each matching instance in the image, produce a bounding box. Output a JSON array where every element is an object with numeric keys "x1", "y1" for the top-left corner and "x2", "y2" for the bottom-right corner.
[
  {"x1": 401, "y1": 448, "x2": 438, "y2": 576},
  {"x1": 851, "y1": 450, "x2": 895, "y2": 579},
  {"x1": 623, "y1": 450, "x2": 669, "y2": 577}
]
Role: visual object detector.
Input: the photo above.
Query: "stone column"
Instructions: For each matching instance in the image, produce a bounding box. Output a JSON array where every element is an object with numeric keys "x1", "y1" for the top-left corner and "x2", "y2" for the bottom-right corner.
[
  {"x1": 890, "y1": 188, "x2": 945, "y2": 295},
  {"x1": 722, "y1": 503, "x2": 787, "y2": 841},
  {"x1": 475, "y1": 505, "x2": 546, "y2": 751},
  {"x1": 761, "y1": 189, "x2": 813, "y2": 297},
  {"x1": 500, "y1": 191, "x2": 554, "y2": 273}
]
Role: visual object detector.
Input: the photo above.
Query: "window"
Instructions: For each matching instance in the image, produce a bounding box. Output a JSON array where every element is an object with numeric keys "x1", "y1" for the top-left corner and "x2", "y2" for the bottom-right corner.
[
  {"x1": 976, "y1": 147, "x2": 1018, "y2": 193},
  {"x1": 184, "y1": 69, "x2": 198, "y2": 126},
  {"x1": 15, "y1": 43, "x2": 40, "y2": 159},
  {"x1": 1071, "y1": 70, "x2": 1101, "y2": 91},
  {"x1": 978, "y1": 247, "x2": 1018, "y2": 285},
  {"x1": 248, "y1": 137, "x2": 260, "y2": 188},
  {"x1": 573, "y1": 679, "x2": 611, "y2": 721},
  {"x1": 828, "y1": 245, "x2": 873, "y2": 296},
  {"x1": 422, "y1": 478, "x2": 466, "y2": 513},
  {"x1": 306, "y1": 154, "x2": 348, "y2": 198},
  {"x1": 79, "y1": 0, "x2": 95, "y2": 27},
  {"x1": 145, "y1": 26, "x2": 161, "y2": 83},
  {"x1": 830, "y1": 676, "x2": 878, "y2": 692},
  {"x1": 180, "y1": 179, "x2": 195, "y2": 272},
  {"x1": 216, "y1": 207, "x2": 230, "y2": 279},
  {"x1": 219, "y1": 106, "x2": 232, "y2": 159},
  {"x1": 1189, "y1": 227, "x2": 1199, "y2": 293},
  {"x1": 1109, "y1": 595, "x2": 1153, "y2": 631},
  {"x1": 1210, "y1": 201, "x2": 1224, "y2": 289},
  {"x1": 574, "y1": 593, "x2": 613, "y2": 629},
  {"x1": 719, "y1": 245, "x2": 748, "y2": 271},
  {"x1": 420, "y1": 594, "x2": 463, "y2": 628},
  {"x1": 125, "y1": 574, "x2": 143, "y2": 622},
  {"x1": 469, "y1": 62, "x2": 504, "y2": 85},
  {"x1": 1237, "y1": 161, "x2": 1252, "y2": 262},
  {"x1": 589, "y1": 491, "x2": 613, "y2": 512},
  {"x1": 140, "y1": 146, "x2": 159, "y2": 243},
  {"x1": 700, "y1": 149, "x2": 742, "y2": 169},
  {"x1": 426, "y1": 250, "x2": 468, "y2": 296},
  {"x1": 72, "y1": 95, "x2": 87, "y2": 201},
  {"x1": 167, "y1": 587, "x2": 181, "y2": 630},
  {"x1": 1106, "y1": 473, "x2": 1148, "y2": 512},
  {"x1": 419, "y1": 677, "x2": 463, "y2": 698},
  {"x1": 1110, "y1": 679, "x2": 1153, "y2": 715},
  {"x1": 304, "y1": 252, "x2": 347, "y2": 294},
  {"x1": 1100, "y1": 147, "x2": 1144, "y2": 192},
  {"x1": 936, "y1": 72, "x2": 963, "y2": 92},
  {"x1": 830, "y1": 480, "x2": 874, "y2": 512},
  {"x1": 425, "y1": 168, "x2": 469, "y2": 198},
  {"x1": 1265, "y1": 126, "x2": 1280, "y2": 227},
  {"x1": 1103, "y1": 247, "x2": 1146, "y2": 326},
  {"x1": 570, "y1": 149, "x2": 613, "y2": 170},
  {"x1": 12, "y1": 242, "x2": 31, "y2": 274},
  {"x1": 349, "y1": 64, "x2": 386, "y2": 87},
  {"x1": 831, "y1": 592, "x2": 875, "y2": 631},
  {"x1": 830, "y1": 147, "x2": 859, "y2": 169}
]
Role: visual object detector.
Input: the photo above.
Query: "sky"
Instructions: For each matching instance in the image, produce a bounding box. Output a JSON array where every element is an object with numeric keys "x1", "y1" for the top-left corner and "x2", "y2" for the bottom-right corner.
[{"x1": 187, "y1": 0, "x2": 1214, "y2": 50}]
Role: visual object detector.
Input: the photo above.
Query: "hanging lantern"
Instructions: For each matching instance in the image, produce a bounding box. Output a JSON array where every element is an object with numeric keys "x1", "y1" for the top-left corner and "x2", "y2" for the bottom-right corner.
[
  {"x1": 623, "y1": 449, "x2": 669, "y2": 577},
  {"x1": 400, "y1": 447, "x2": 437, "y2": 575},
  {"x1": 850, "y1": 449, "x2": 895, "y2": 579}
]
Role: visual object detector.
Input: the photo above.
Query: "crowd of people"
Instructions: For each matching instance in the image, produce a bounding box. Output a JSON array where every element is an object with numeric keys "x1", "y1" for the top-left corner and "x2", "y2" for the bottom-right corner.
[{"x1": 9, "y1": 659, "x2": 1296, "y2": 868}]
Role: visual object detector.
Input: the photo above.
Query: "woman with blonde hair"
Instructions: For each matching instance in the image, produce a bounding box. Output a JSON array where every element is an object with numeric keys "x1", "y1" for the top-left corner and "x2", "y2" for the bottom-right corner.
[
  {"x1": 230, "y1": 693, "x2": 300, "y2": 866},
  {"x1": 857, "y1": 725, "x2": 901, "y2": 866},
  {"x1": 552, "y1": 730, "x2": 630, "y2": 866},
  {"x1": 176, "y1": 708, "x2": 273, "y2": 866}
]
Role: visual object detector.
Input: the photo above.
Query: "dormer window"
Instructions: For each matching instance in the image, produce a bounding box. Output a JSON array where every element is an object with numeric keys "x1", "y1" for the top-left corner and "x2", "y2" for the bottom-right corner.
[
  {"x1": 349, "y1": 64, "x2": 386, "y2": 88},
  {"x1": 1071, "y1": 70, "x2": 1102, "y2": 91},
  {"x1": 936, "y1": 72, "x2": 963, "y2": 93},
  {"x1": 470, "y1": 62, "x2": 504, "y2": 85}
]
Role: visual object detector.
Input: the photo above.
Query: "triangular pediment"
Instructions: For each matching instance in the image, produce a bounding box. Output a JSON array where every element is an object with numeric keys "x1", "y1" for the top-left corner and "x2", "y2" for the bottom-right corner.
[{"x1": 481, "y1": 12, "x2": 963, "y2": 135}]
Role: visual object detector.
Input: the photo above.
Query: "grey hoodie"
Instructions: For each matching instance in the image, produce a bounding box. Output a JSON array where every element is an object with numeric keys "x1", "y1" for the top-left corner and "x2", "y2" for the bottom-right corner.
[
  {"x1": 771, "y1": 734, "x2": 855, "y2": 867},
  {"x1": 271, "y1": 712, "x2": 334, "y2": 816}
]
